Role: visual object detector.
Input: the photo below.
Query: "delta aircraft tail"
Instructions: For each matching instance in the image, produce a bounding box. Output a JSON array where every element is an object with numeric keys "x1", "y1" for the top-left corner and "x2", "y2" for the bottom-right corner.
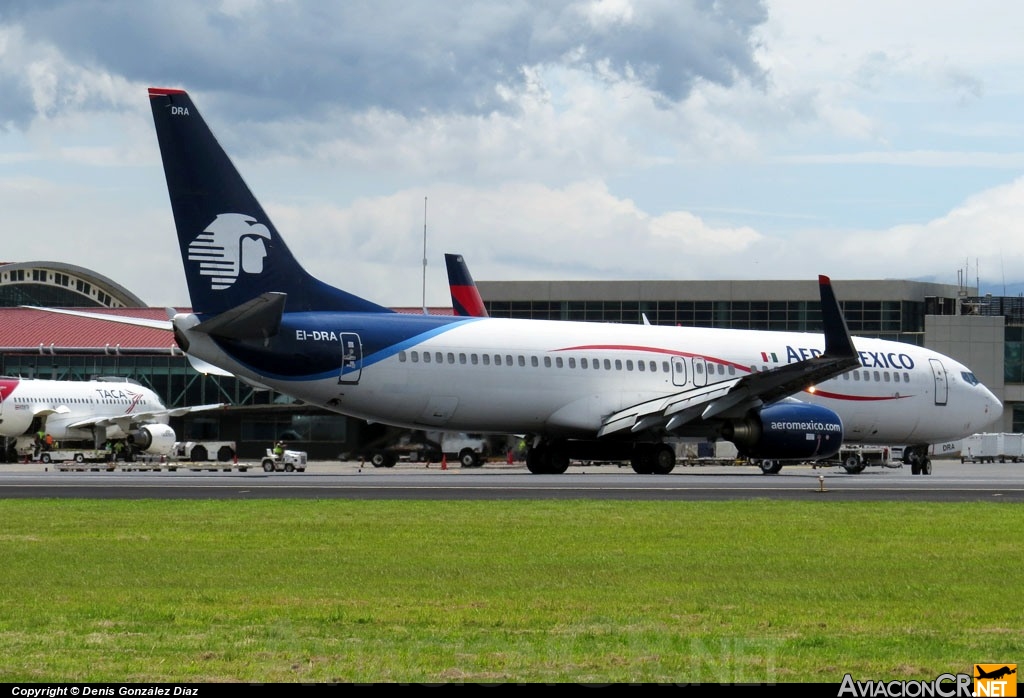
[
  {"x1": 445, "y1": 253, "x2": 488, "y2": 317},
  {"x1": 147, "y1": 87, "x2": 391, "y2": 317}
]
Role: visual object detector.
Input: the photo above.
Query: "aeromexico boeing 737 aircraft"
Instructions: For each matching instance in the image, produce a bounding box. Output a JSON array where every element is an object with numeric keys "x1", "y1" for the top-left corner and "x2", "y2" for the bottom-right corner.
[{"x1": 145, "y1": 87, "x2": 1000, "y2": 474}]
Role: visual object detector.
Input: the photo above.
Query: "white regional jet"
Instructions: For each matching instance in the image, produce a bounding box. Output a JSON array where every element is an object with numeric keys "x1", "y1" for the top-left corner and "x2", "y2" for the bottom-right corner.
[
  {"x1": 0, "y1": 376, "x2": 222, "y2": 457},
  {"x1": 143, "y1": 87, "x2": 1000, "y2": 475}
]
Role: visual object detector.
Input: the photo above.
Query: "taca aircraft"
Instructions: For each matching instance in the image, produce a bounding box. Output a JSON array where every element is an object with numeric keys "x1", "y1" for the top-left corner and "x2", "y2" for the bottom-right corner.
[
  {"x1": 0, "y1": 376, "x2": 222, "y2": 456},
  {"x1": 144, "y1": 87, "x2": 1001, "y2": 475}
]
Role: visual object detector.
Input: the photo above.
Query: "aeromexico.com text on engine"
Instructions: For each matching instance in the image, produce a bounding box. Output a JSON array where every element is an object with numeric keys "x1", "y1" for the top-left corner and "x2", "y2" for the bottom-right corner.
[{"x1": 769, "y1": 421, "x2": 843, "y2": 432}]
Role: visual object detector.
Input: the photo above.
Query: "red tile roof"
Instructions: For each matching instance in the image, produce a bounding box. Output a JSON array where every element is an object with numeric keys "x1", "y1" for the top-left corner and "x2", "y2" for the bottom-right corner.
[
  {"x1": 0, "y1": 305, "x2": 456, "y2": 352},
  {"x1": 0, "y1": 307, "x2": 179, "y2": 351}
]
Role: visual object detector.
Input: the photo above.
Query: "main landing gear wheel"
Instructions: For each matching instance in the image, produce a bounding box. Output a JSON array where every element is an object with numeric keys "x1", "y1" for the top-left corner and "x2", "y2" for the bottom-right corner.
[
  {"x1": 905, "y1": 446, "x2": 931, "y2": 475},
  {"x1": 630, "y1": 444, "x2": 676, "y2": 474},
  {"x1": 630, "y1": 451, "x2": 652, "y2": 474},
  {"x1": 650, "y1": 444, "x2": 676, "y2": 475},
  {"x1": 525, "y1": 444, "x2": 569, "y2": 474},
  {"x1": 759, "y1": 460, "x2": 783, "y2": 475}
]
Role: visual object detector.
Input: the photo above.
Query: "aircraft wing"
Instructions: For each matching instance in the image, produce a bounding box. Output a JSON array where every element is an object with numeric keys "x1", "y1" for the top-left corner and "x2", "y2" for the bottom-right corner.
[
  {"x1": 599, "y1": 275, "x2": 861, "y2": 437},
  {"x1": 66, "y1": 403, "x2": 226, "y2": 431}
]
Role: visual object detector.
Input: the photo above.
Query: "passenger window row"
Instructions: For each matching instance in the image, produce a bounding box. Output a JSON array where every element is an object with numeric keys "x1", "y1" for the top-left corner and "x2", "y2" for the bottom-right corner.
[
  {"x1": 396, "y1": 350, "x2": 909, "y2": 384},
  {"x1": 396, "y1": 350, "x2": 751, "y2": 381},
  {"x1": 398, "y1": 349, "x2": 669, "y2": 372},
  {"x1": 750, "y1": 365, "x2": 910, "y2": 384}
]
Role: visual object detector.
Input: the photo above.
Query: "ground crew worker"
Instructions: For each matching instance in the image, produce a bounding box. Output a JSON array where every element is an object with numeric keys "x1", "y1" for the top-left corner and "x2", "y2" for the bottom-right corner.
[{"x1": 273, "y1": 441, "x2": 285, "y2": 460}]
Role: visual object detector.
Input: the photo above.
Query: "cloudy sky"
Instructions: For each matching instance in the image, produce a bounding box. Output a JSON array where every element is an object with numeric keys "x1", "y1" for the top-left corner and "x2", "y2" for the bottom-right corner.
[{"x1": 2, "y1": 0, "x2": 1023, "y2": 308}]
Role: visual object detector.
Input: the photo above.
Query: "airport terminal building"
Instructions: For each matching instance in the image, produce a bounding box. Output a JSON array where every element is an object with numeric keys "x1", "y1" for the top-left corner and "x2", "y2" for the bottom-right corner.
[{"x1": 1, "y1": 261, "x2": 1019, "y2": 459}]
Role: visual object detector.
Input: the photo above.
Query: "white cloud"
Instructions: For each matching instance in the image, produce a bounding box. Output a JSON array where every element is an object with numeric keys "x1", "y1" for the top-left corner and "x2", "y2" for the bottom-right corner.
[{"x1": 1, "y1": 0, "x2": 1024, "y2": 309}]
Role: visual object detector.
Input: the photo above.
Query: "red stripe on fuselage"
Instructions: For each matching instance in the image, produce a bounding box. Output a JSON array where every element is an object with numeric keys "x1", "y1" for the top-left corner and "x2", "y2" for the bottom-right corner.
[
  {"x1": 806, "y1": 389, "x2": 912, "y2": 402},
  {"x1": 553, "y1": 344, "x2": 751, "y2": 372},
  {"x1": 553, "y1": 344, "x2": 912, "y2": 402}
]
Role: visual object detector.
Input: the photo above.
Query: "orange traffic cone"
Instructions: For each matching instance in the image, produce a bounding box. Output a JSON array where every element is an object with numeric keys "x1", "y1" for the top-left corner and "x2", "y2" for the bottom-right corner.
[{"x1": 441, "y1": 454, "x2": 448, "y2": 470}]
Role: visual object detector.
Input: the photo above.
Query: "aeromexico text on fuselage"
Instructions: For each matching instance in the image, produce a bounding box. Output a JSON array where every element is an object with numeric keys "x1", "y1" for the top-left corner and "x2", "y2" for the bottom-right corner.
[{"x1": 777, "y1": 345, "x2": 915, "y2": 370}]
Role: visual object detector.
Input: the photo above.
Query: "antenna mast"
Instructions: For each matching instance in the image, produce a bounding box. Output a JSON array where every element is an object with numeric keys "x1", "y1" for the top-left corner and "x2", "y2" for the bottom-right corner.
[{"x1": 422, "y1": 196, "x2": 428, "y2": 315}]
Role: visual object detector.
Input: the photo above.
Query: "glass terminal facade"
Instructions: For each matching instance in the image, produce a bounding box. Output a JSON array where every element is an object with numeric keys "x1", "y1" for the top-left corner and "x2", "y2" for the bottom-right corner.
[{"x1": 484, "y1": 299, "x2": 925, "y2": 344}]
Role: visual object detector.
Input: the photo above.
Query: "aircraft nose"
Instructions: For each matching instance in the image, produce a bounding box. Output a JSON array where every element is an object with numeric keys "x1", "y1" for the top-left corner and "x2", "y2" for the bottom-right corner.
[{"x1": 980, "y1": 384, "x2": 1002, "y2": 423}]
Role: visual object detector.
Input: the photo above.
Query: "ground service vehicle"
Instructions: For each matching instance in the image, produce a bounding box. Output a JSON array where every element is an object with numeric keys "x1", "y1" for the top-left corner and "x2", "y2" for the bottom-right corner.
[
  {"x1": 172, "y1": 440, "x2": 237, "y2": 462},
  {"x1": 261, "y1": 448, "x2": 307, "y2": 472},
  {"x1": 432, "y1": 432, "x2": 490, "y2": 468},
  {"x1": 960, "y1": 433, "x2": 1024, "y2": 463},
  {"x1": 347, "y1": 430, "x2": 490, "y2": 468},
  {"x1": 35, "y1": 448, "x2": 109, "y2": 465},
  {"x1": 833, "y1": 445, "x2": 903, "y2": 474}
]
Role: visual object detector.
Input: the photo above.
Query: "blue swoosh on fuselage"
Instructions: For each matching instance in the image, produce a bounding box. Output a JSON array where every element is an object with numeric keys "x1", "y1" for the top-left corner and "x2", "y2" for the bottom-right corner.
[{"x1": 211, "y1": 312, "x2": 482, "y2": 381}]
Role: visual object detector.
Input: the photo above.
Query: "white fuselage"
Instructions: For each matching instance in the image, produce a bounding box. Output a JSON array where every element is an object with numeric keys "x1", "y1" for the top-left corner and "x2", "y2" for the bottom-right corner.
[{"x1": 181, "y1": 315, "x2": 1001, "y2": 447}]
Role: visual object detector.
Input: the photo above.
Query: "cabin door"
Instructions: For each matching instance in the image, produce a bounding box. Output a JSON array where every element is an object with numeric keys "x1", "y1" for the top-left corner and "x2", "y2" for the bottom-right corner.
[
  {"x1": 671, "y1": 357, "x2": 688, "y2": 387},
  {"x1": 929, "y1": 358, "x2": 948, "y2": 406},
  {"x1": 338, "y1": 333, "x2": 363, "y2": 385}
]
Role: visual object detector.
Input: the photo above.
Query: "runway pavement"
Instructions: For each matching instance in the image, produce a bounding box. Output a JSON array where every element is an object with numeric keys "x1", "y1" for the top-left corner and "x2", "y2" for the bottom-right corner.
[{"x1": 1, "y1": 457, "x2": 1023, "y2": 501}]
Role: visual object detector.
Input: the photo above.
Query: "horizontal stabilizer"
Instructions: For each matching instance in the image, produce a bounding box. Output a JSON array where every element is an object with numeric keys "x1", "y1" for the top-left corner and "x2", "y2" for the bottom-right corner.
[
  {"x1": 193, "y1": 292, "x2": 286, "y2": 341},
  {"x1": 23, "y1": 306, "x2": 173, "y2": 331}
]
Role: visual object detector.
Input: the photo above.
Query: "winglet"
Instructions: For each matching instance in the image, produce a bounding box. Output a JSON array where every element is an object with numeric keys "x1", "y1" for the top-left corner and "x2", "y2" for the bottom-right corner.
[{"x1": 819, "y1": 275, "x2": 857, "y2": 359}]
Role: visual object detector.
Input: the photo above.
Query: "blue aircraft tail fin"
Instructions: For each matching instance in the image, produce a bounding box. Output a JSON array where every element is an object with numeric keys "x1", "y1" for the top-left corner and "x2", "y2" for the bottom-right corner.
[{"x1": 148, "y1": 87, "x2": 391, "y2": 316}]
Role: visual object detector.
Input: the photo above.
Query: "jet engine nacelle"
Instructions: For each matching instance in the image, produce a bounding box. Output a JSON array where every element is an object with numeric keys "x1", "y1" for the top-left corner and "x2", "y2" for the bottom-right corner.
[
  {"x1": 126, "y1": 423, "x2": 176, "y2": 455},
  {"x1": 722, "y1": 402, "x2": 843, "y2": 460}
]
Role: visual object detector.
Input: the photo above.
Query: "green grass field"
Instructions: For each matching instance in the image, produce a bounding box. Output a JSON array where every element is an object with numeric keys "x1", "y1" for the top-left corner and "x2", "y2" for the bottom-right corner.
[{"x1": 0, "y1": 499, "x2": 1018, "y2": 683}]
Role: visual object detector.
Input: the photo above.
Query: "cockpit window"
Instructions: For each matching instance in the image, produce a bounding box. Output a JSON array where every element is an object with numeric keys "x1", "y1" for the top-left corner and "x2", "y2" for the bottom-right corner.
[{"x1": 961, "y1": 371, "x2": 979, "y2": 386}]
